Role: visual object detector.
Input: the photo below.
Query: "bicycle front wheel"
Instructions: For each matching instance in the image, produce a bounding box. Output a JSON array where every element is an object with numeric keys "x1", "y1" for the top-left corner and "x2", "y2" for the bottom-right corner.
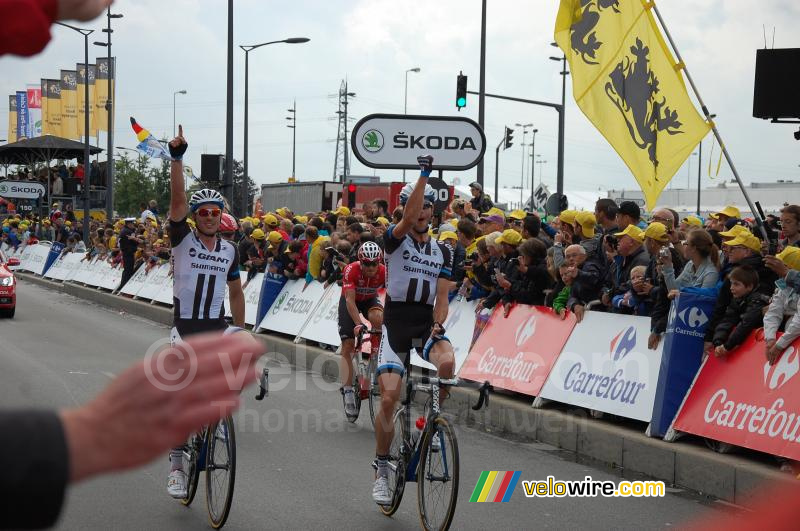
[
  {"x1": 379, "y1": 407, "x2": 408, "y2": 516},
  {"x1": 206, "y1": 416, "x2": 236, "y2": 529},
  {"x1": 367, "y1": 354, "x2": 380, "y2": 428},
  {"x1": 417, "y1": 416, "x2": 459, "y2": 531},
  {"x1": 180, "y1": 430, "x2": 204, "y2": 506}
]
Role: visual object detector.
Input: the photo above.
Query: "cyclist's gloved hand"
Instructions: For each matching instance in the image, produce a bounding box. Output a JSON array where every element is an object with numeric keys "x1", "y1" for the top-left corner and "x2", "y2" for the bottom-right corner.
[
  {"x1": 169, "y1": 124, "x2": 188, "y2": 160},
  {"x1": 418, "y1": 154, "x2": 433, "y2": 177},
  {"x1": 353, "y1": 324, "x2": 366, "y2": 338},
  {"x1": 431, "y1": 322, "x2": 446, "y2": 339}
]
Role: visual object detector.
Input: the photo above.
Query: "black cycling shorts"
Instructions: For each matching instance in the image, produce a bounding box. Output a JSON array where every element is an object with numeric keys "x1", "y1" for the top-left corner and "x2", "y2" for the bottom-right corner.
[
  {"x1": 376, "y1": 301, "x2": 434, "y2": 377},
  {"x1": 337, "y1": 296, "x2": 383, "y2": 340}
]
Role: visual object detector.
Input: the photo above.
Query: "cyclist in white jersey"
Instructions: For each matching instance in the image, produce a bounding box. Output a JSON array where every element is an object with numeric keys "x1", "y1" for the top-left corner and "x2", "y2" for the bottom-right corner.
[
  {"x1": 165, "y1": 125, "x2": 247, "y2": 498},
  {"x1": 372, "y1": 155, "x2": 456, "y2": 505}
]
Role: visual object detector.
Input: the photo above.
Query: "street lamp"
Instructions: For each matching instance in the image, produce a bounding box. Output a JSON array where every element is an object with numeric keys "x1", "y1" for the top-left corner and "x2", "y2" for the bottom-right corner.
[
  {"x1": 93, "y1": 7, "x2": 123, "y2": 221},
  {"x1": 536, "y1": 159, "x2": 548, "y2": 188},
  {"x1": 240, "y1": 37, "x2": 310, "y2": 216},
  {"x1": 403, "y1": 67, "x2": 421, "y2": 183},
  {"x1": 528, "y1": 129, "x2": 537, "y2": 209},
  {"x1": 550, "y1": 42, "x2": 569, "y2": 199},
  {"x1": 56, "y1": 21, "x2": 93, "y2": 244},
  {"x1": 173, "y1": 90, "x2": 187, "y2": 138},
  {"x1": 286, "y1": 100, "x2": 296, "y2": 181},
  {"x1": 515, "y1": 123, "x2": 533, "y2": 206},
  {"x1": 687, "y1": 151, "x2": 697, "y2": 189}
]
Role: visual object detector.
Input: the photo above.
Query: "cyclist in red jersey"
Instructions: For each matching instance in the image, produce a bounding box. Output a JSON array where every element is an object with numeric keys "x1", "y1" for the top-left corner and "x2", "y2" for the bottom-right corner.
[{"x1": 339, "y1": 241, "x2": 385, "y2": 419}]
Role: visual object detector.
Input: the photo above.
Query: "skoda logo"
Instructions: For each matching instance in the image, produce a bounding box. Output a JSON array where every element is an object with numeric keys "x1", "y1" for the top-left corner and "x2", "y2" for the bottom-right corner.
[
  {"x1": 188, "y1": 248, "x2": 197, "y2": 257},
  {"x1": 610, "y1": 326, "x2": 637, "y2": 361},
  {"x1": 0, "y1": 184, "x2": 7, "y2": 194},
  {"x1": 362, "y1": 129, "x2": 384, "y2": 153},
  {"x1": 272, "y1": 292, "x2": 288, "y2": 315}
]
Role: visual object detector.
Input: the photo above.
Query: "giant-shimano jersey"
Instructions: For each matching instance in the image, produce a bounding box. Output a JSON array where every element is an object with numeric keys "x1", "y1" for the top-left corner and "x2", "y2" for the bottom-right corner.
[
  {"x1": 169, "y1": 217, "x2": 240, "y2": 337},
  {"x1": 383, "y1": 225, "x2": 453, "y2": 305}
]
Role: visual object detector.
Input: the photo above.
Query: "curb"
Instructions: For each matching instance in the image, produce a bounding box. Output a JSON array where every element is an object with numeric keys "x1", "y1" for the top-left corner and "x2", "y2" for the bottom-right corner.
[{"x1": 16, "y1": 272, "x2": 797, "y2": 505}]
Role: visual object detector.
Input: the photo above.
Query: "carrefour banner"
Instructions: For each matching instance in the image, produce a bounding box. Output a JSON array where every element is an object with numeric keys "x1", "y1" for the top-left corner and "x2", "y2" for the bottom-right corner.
[
  {"x1": 459, "y1": 305, "x2": 576, "y2": 396},
  {"x1": 538, "y1": 312, "x2": 665, "y2": 422},
  {"x1": 672, "y1": 331, "x2": 800, "y2": 461},
  {"x1": 649, "y1": 293, "x2": 716, "y2": 437},
  {"x1": 256, "y1": 279, "x2": 327, "y2": 336}
]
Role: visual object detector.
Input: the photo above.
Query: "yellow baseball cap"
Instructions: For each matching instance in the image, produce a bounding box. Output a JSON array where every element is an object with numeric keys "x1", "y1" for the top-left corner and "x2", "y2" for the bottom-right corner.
[
  {"x1": 496, "y1": 228, "x2": 523, "y2": 246},
  {"x1": 575, "y1": 211, "x2": 597, "y2": 238},
  {"x1": 614, "y1": 224, "x2": 645, "y2": 243},
  {"x1": 268, "y1": 231, "x2": 284, "y2": 245},
  {"x1": 644, "y1": 221, "x2": 670, "y2": 242},
  {"x1": 711, "y1": 205, "x2": 741, "y2": 219},
  {"x1": 681, "y1": 215, "x2": 703, "y2": 227},
  {"x1": 334, "y1": 206, "x2": 351, "y2": 216},
  {"x1": 722, "y1": 232, "x2": 761, "y2": 253},
  {"x1": 262, "y1": 213, "x2": 278, "y2": 226},
  {"x1": 718, "y1": 224, "x2": 750, "y2": 238},
  {"x1": 251, "y1": 228, "x2": 266, "y2": 240},
  {"x1": 295, "y1": 215, "x2": 308, "y2": 224},
  {"x1": 508, "y1": 209, "x2": 526, "y2": 221},
  {"x1": 486, "y1": 207, "x2": 506, "y2": 219},
  {"x1": 777, "y1": 246, "x2": 800, "y2": 271},
  {"x1": 558, "y1": 210, "x2": 577, "y2": 226},
  {"x1": 65, "y1": 221, "x2": 72, "y2": 226},
  {"x1": 438, "y1": 231, "x2": 458, "y2": 242},
  {"x1": 276, "y1": 207, "x2": 290, "y2": 217},
  {"x1": 375, "y1": 216, "x2": 389, "y2": 226}
]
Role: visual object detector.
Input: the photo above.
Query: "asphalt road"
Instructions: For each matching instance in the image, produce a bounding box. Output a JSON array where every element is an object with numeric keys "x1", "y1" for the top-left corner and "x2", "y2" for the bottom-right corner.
[{"x1": 0, "y1": 280, "x2": 724, "y2": 530}]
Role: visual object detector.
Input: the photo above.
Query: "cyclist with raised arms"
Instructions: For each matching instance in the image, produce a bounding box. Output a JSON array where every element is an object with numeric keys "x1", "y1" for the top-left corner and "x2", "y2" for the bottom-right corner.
[
  {"x1": 339, "y1": 240, "x2": 385, "y2": 420},
  {"x1": 372, "y1": 155, "x2": 456, "y2": 505},
  {"x1": 165, "y1": 125, "x2": 247, "y2": 498}
]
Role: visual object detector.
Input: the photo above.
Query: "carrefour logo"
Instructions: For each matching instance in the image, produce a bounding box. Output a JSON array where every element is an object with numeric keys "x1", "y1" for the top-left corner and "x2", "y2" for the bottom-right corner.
[
  {"x1": 609, "y1": 327, "x2": 636, "y2": 362},
  {"x1": 362, "y1": 129, "x2": 384, "y2": 153},
  {"x1": 515, "y1": 315, "x2": 537, "y2": 347},
  {"x1": 678, "y1": 307, "x2": 708, "y2": 329},
  {"x1": 764, "y1": 345, "x2": 800, "y2": 390}
]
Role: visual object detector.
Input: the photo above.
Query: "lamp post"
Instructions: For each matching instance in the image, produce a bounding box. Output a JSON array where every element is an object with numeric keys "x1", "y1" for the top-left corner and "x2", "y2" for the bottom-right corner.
[
  {"x1": 536, "y1": 159, "x2": 548, "y2": 188},
  {"x1": 515, "y1": 123, "x2": 533, "y2": 206},
  {"x1": 528, "y1": 129, "x2": 537, "y2": 209},
  {"x1": 286, "y1": 100, "x2": 296, "y2": 181},
  {"x1": 240, "y1": 37, "x2": 309, "y2": 215},
  {"x1": 56, "y1": 21, "x2": 93, "y2": 244},
  {"x1": 173, "y1": 90, "x2": 187, "y2": 138},
  {"x1": 402, "y1": 67, "x2": 420, "y2": 183},
  {"x1": 93, "y1": 7, "x2": 122, "y2": 222},
  {"x1": 550, "y1": 44, "x2": 569, "y2": 200}
]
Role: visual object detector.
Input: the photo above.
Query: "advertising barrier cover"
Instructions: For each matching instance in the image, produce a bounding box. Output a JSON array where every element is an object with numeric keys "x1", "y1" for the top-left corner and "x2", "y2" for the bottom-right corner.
[
  {"x1": 459, "y1": 305, "x2": 576, "y2": 396},
  {"x1": 119, "y1": 264, "x2": 149, "y2": 297},
  {"x1": 671, "y1": 331, "x2": 800, "y2": 461},
  {"x1": 297, "y1": 283, "x2": 342, "y2": 347},
  {"x1": 412, "y1": 297, "x2": 479, "y2": 373},
  {"x1": 257, "y1": 279, "x2": 327, "y2": 336},
  {"x1": 538, "y1": 312, "x2": 665, "y2": 422}
]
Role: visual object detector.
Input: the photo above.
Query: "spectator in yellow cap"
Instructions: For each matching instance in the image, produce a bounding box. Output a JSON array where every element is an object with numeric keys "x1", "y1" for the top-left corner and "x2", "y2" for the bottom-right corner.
[
  {"x1": 557, "y1": 210, "x2": 576, "y2": 240},
  {"x1": 438, "y1": 230, "x2": 458, "y2": 245},
  {"x1": 764, "y1": 246, "x2": 800, "y2": 364},
  {"x1": 574, "y1": 211, "x2": 596, "y2": 239},
  {"x1": 476, "y1": 229, "x2": 521, "y2": 312},
  {"x1": 333, "y1": 206, "x2": 351, "y2": 217},
  {"x1": 554, "y1": 211, "x2": 598, "y2": 269},
  {"x1": 605, "y1": 224, "x2": 650, "y2": 312},
  {"x1": 680, "y1": 215, "x2": 703, "y2": 231},
  {"x1": 508, "y1": 209, "x2": 526, "y2": 234}
]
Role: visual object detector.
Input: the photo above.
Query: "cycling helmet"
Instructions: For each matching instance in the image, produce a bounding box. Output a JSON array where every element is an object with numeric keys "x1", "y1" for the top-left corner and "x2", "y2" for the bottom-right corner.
[
  {"x1": 358, "y1": 241, "x2": 382, "y2": 262},
  {"x1": 189, "y1": 188, "x2": 225, "y2": 212},
  {"x1": 219, "y1": 213, "x2": 238, "y2": 233},
  {"x1": 398, "y1": 182, "x2": 437, "y2": 206}
]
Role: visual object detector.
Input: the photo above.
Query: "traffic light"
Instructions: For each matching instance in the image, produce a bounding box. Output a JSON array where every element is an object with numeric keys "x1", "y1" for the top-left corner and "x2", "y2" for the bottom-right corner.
[
  {"x1": 504, "y1": 126, "x2": 514, "y2": 149},
  {"x1": 347, "y1": 182, "x2": 357, "y2": 207},
  {"x1": 558, "y1": 193, "x2": 569, "y2": 212},
  {"x1": 456, "y1": 72, "x2": 467, "y2": 110}
]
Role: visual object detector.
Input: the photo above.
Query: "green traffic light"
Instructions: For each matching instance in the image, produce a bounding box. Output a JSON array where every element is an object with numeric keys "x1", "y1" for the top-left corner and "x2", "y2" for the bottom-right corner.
[{"x1": 457, "y1": 97, "x2": 467, "y2": 108}]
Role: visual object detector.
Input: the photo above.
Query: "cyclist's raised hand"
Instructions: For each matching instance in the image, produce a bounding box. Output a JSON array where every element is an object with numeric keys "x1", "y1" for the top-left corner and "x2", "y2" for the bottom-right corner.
[{"x1": 168, "y1": 124, "x2": 188, "y2": 160}]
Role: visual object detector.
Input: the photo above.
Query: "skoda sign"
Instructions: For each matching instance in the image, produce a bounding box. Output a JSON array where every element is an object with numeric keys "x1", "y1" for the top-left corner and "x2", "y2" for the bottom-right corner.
[
  {"x1": 0, "y1": 180, "x2": 46, "y2": 199},
  {"x1": 351, "y1": 113, "x2": 486, "y2": 171}
]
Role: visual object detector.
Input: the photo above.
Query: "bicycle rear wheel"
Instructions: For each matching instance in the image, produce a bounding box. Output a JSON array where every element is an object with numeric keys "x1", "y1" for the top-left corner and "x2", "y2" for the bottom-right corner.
[
  {"x1": 206, "y1": 416, "x2": 236, "y2": 529},
  {"x1": 379, "y1": 407, "x2": 408, "y2": 516},
  {"x1": 417, "y1": 416, "x2": 459, "y2": 531},
  {"x1": 367, "y1": 354, "x2": 380, "y2": 428},
  {"x1": 180, "y1": 430, "x2": 204, "y2": 506}
]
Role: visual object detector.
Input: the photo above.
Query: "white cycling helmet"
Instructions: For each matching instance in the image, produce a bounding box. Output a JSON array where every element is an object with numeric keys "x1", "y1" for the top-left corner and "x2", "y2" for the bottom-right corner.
[
  {"x1": 358, "y1": 241, "x2": 382, "y2": 262},
  {"x1": 189, "y1": 188, "x2": 225, "y2": 212},
  {"x1": 399, "y1": 182, "x2": 436, "y2": 206}
]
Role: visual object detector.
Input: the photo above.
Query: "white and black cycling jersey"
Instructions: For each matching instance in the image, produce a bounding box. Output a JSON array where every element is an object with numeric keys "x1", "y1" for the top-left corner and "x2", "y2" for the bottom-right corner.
[
  {"x1": 168, "y1": 218, "x2": 240, "y2": 336},
  {"x1": 383, "y1": 224, "x2": 453, "y2": 305}
]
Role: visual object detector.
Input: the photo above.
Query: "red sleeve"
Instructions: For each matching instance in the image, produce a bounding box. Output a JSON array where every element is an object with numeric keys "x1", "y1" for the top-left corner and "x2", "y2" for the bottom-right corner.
[
  {"x1": 0, "y1": 0, "x2": 58, "y2": 57},
  {"x1": 341, "y1": 262, "x2": 359, "y2": 292}
]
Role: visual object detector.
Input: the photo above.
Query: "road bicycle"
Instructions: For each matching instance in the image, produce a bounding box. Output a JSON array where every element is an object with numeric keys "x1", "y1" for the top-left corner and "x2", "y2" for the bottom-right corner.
[
  {"x1": 341, "y1": 326, "x2": 381, "y2": 427},
  {"x1": 179, "y1": 416, "x2": 236, "y2": 529},
  {"x1": 375, "y1": 369, "x2": 492, "y2": 530}
]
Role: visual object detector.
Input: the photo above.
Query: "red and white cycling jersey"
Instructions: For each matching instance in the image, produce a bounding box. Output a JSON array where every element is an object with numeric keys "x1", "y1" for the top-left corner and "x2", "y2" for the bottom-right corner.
[{"x1": 341, "y1": 261, "x2": 386, "y2": 302}]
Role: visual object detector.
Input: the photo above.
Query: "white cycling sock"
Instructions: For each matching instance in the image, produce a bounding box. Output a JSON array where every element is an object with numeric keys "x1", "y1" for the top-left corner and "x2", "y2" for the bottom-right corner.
[{"x1": 169, "y1": 448, "x2": 183, "y2": 471}]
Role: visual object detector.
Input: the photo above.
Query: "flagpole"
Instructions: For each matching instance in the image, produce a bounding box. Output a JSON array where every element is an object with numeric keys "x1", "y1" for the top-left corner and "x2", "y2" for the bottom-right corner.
[{"x1": 650, "y1": 3, "x2": 769, "y2": 242}]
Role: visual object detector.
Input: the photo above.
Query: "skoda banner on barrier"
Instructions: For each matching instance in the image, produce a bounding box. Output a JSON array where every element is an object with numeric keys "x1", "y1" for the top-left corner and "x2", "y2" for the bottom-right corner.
[
  {"x1": 670, "y1": 331, "x2": 800, "y2": 461},
  {"x1": 298, "y1": 283, "x2": 343, "y2": 347},
  {"x1": 459, "y1": 305, "x2": 576, "y2": 396},
  {"x1": 649, "y1": 293, "x2": 716, "y2": 438},
  {"x1": 256, "y1": 279, "x2": 327, "y2": 336},
  {"x1": 537, "y1": 312, "x2": 665, "y2": 422},
  {"x1": 350, "y1": 114, "x2": 486, "y2": 170}
]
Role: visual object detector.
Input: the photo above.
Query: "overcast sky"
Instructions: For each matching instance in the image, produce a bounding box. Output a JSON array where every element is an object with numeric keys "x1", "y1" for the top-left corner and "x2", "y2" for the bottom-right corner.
[{"x1": 2, "y1": 0, "x2": 799, "y2": 197}]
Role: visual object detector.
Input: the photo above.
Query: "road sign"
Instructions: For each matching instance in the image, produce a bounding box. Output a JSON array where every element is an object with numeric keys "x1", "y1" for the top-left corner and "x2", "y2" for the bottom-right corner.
[
  {"x1": 351, "y1": 113, "x2": 486, "y2": 171},
  {"x1": 531, "y1": 183, "x2": 549, "y2": 211},
  {"x1": 427, "y1": 177, "x2": 452, "y2": 214},
  {"x1": 0, "y1": 180, "x2": 46, "y2": 199}
]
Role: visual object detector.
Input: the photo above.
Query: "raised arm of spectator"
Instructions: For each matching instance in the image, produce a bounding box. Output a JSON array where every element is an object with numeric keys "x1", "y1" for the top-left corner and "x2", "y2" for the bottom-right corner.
[{"x1": 168, "y1": 125, "x2": 188, "y2": 222}]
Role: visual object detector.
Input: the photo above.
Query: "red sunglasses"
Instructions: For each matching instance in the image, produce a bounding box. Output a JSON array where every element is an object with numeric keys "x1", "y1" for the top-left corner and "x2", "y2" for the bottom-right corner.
[{"x1": 197, "y1": 208, "x2": 221, "y2": 218}]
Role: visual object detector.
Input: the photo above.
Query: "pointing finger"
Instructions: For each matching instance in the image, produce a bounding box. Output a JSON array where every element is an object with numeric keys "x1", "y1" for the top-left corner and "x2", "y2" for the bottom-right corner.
[{"x1": 178, "y1": 124, "x2": 183, "y2": 138}]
